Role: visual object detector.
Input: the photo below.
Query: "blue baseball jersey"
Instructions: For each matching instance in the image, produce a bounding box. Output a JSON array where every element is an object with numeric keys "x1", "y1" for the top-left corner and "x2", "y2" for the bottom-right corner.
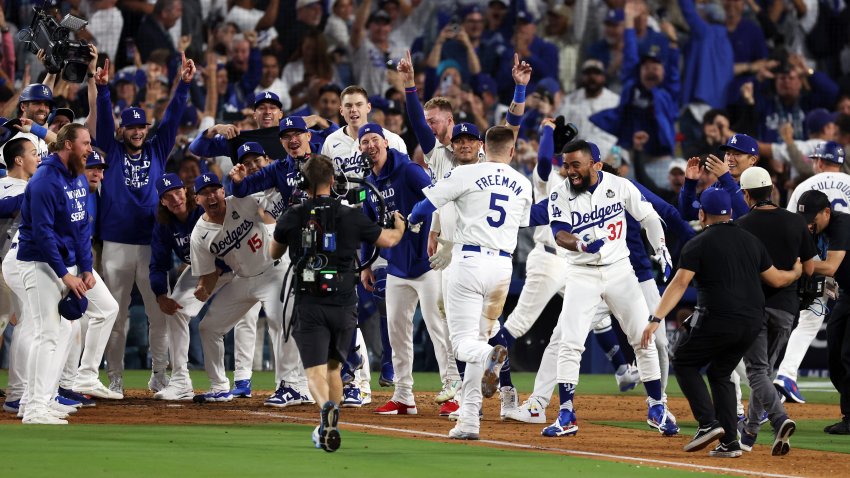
[
  {"x1": 363, "y1": 149, "x2": 433, "y2": 279},
  {"x1": 231, "y1": 156, "x2": 301, "y2": 203},
  {"x1": 17, "y1": 154, "x2": 92, "y2": 277},
  {"x1": 95, "y1": 82, "x2": 189, "y2": 245},
  {"x1": 149, "y1": 206, "x2": 206, "y2": 297}
]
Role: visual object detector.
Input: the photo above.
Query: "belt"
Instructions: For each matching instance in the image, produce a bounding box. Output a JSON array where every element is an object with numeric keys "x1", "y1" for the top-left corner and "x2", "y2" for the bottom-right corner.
[
  {"x1": 543, "y1": 245, "x2": 557, "y2": 255},
  {"x1": 461, "y1": 244, "x2": 511, "y2": 258},
  {"x1": 274, "y1": 259, "x2": 281, "y2": 267}
]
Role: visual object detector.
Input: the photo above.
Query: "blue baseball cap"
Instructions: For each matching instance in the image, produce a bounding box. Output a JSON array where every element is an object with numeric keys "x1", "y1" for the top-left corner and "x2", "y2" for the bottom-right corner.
[
  {"x1": 458, "y1": 4, "x2": 482, "y2": 19},
  {"x1": 358, "y1": 123, "x2": 385, "y2": 142},
  {"x1": 604, "y1": 9, "x2": 624, "y2": 24},
  {"x1": 805, "y1": 108, "x2": 838, "y2": 134},
  {"x1": 48, "y1": 107, "x2": 75, "y2": 126},
  {"x1": 253, "y1": 91, "x2": 283, "y2": 110},
  {"x1": 86, "y1": 150, "x2": 108, "y2": 169},
  {"x1": 114, "y1": 70, "x2": 136, "y2": 85},
  {"x1": 698, "y1": 187, "x2": 731, "y2": 215},
  {"x1": 237, "y1": 141, "x2": 266, "y2": 162},
  {"x1": 720, "y1": 133, "x2": 759, "y2": 156},
  {"x1": 279, "y1": 116, "x2": 308, "y2": 135},
  {"x1": 451, "y1": 122, "x2": 480, "y2": 142},
  {"x1": 120, "y1": 107, "x2": 150, "y2": 128},
  {"x1": 474, "y1": 74, "x2": 497, "y2": 97},
  {"x1": 58, "y1": 291, "x2": 88, "y2": 321},
  {"x1": 156, "y1": 173, "x2": 183, "y2": 198},
  {"x1": 810, "y1": 141, "x2": 845, "y2": 164},
  {"x1": 369, "y1": 95, "x2": 390, "y2": 113},
  {"x1": 639, "y1": 41, "x2": 665, "y2": 64},
  {"x1": 194, "y1": 172, "x2": 222, "y2": 193},
  {"x1": 589, "y1": 142, "x2": 601, "y2": 163}
]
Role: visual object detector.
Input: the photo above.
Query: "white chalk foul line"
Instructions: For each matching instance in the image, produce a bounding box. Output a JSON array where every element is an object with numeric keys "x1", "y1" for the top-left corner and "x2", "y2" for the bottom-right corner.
[{"x1": 243, "y1": 411, "x2": 803, "y2": 478}]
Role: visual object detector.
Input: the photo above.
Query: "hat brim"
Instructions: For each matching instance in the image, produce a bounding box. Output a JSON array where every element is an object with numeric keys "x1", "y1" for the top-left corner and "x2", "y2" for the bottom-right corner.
[
  {"x1": 582, "y1": 66, "x2": 605, "y2": 74},
  {"x1": 238, "y1": 151, "x2": 266, "y2": 163},
  {"x1": 196, "y1": 182, "x2": 223, "y2": 193},
  {"x1": 799, "y1": 210, "x2": 820, "y2": 224},
  {"x1": 120, "y1": 120, "x2": 152, "y2": 128},
  {"x1": 157, "y1": 183, "x2": 182, "y2": 198},
  {"x1": 451, "y1": 132, "x2": 480, "y2": 142},
  {"x1": 254, "y1": 99, "x2": 283, "y2": 110},
  {"x1": 85, "y1": 162, "x2": 109, "y2": 170},
  {"x1": 278, "y1": 127, "x2": 308, "y2": 136},
  {"x1": 718, "y1": 144, "x2": 753, "y2": 155}
]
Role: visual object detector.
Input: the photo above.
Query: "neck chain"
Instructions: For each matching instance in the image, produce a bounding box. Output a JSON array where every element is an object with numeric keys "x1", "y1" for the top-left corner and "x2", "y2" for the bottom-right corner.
[{"x1": 751, "y1": 200, "x2": 776, "y2": 210}]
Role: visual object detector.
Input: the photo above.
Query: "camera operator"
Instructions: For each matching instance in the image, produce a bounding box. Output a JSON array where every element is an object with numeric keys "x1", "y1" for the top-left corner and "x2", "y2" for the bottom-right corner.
[
  {"x1": 270, "y1": 154, "x2": 405, "y2": 452},
  {"x1": 642, "y1": 187, "x2": 802, "y2": 458},
  {"x1": 795, "y1": 190, "x2": 850, "y2": 435},
  {"x1": 735, "y1": 167, "x2": 817, "y2": 454}
]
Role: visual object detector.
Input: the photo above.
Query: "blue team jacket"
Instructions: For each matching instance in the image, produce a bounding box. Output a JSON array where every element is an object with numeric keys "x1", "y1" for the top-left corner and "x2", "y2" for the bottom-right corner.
[
  {"x1": 17, "y1": 154, "x2": 92, "y2": 277},
  {"x1": 96, "y1": 82, "x2": 189, "y2": 245},
  {"x1": 188, "y1": 124, "x2": 338, "y2": 159},
  {"x1": 678, "y1": 0, "x2": 733, "y2": 109},
  {"x1": 149, "y1": 206, "x2": 205, "y2": 297},
  {"x1": 678, "y1": 173, "x2": 749, "y2": 221},
  {"x1": 364, "y1": 149, "x2": 433, "y2": 279},
  {"x1": 231, "y1": 155, "x2": 301, "y2": 203}
]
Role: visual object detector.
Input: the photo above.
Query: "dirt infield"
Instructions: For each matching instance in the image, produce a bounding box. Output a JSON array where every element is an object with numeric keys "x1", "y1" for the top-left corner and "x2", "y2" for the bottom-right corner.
[{"x1": 3, "y1": 390, "x2": 847, "y2": 477}]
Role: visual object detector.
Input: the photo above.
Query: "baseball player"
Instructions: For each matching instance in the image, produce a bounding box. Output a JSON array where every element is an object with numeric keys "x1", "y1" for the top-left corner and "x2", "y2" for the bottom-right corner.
[
  {"x1": 357, "y1": 123, "x2": 454, "y2": 416},
  {"x1": 16, "y1": 125, "x2": 120, "y2": 424},
  {"x1": 775, "y1": 141, "x2": 849, "y2": 403},
  {"x1": 0, "y1": 85, "x2": 56, "y2": 168},
  {"x1": 407, "y1": 125, "x2": 533, "y2": 440},
  {"x1": 1, "y1": 137, "x2": 40, "y2": 414},
  {"x1": 190, "y1": 173, "x2": 309, "y2": 404},
  {"x1": 544, "y1": 140, "x2": 677, "y2": 437},
  {"x1": 94, "y1": 53, "x2": 195, "y2": 395}
]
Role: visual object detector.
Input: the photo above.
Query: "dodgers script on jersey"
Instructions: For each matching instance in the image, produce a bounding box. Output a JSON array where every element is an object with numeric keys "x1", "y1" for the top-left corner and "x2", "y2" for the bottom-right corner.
[
  {"x1": 0, "y1": 177, "x2": 27, "y2": 256},
  {"x1": 424, "y1": 143, "x2": 485, "y2": 185},
  {"x1": 548, "y1": 171, "x2": 654, "y2": 266},
  {"x1": 787, "y1": 172, "x2": 850, "y2": 213},
  {"x1": 321, "y1": 127, "x2": 407, "y2": 177},
  {"x1": 190, "y1": 196, "x2": 271, "y2": 278},
  {"x1": 531, "y1": 167, "x2": 566, "y2": 251},
  {"x1": 423, "y1": 162, "x2": 532, "y2": 252},
  {"x1": 253, "y1": 188, "x2": 287, "y2": 219}
]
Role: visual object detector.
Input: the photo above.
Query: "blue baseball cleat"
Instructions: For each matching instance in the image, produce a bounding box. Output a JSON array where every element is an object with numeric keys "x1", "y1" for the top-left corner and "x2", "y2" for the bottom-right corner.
[
  {"x1": 542, "y1": 409, "x2": 579, "y2": 437},
  {"x1": 773, "y1": 375, "x2": 805, "y2": 403},
  {"x1": 230, "y1": 379, "x2": 252, "y2": 398},
  {"x1": 648, "y1": 404, "x2": 680, "y2": 436}
]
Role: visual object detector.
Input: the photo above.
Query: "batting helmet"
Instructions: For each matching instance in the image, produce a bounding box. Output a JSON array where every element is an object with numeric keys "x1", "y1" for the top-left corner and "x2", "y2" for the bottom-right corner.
[
  {"x1": 810, "y1": 141, "x2": 845, "y2": 165},
  {"x1": 19, "y1": 84, "x2": 54, "y2": 105}
]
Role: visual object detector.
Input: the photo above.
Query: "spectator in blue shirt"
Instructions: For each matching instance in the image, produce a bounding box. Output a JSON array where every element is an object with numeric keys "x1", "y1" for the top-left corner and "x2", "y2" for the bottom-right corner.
[
  {"x1": 723, "y1": 0, "x2": 773, "y2": 104},
  {"x1": 494, "y1": 11, "x2": 558, "y2": 104}
]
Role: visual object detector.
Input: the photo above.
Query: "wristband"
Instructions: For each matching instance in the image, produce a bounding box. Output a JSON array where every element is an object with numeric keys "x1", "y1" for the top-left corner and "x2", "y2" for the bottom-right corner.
[
  {"x1": 404, "y1": 86, "x2": 417, "y2": 94},
  {"x1": 648, "y1": 315, "x2": 663, "y2": 323},
  {"x1": 512, "y1": 84, "x2": 526, "y2": 104},
  {"x1": 30, "y1": 123, "x2": 48, "y2": 140},
  {"x1": 505, "y1": 110, "x2": 522, "y2": 126}
]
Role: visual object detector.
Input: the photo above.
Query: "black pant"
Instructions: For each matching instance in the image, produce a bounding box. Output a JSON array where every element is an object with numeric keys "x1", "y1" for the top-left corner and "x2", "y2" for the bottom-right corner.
[
  {"x1": 672, "y1": 314, "x2": 762, "y2": 443},
  {"x1": 827, "y1": 295, "x2": 850, "y2": 416},
  {"x1": 292, "y1": 302, "x2": 357, "y2": 369},
  {"x1": 743, "y1": 307, "x2": 794, "y2": 434}
]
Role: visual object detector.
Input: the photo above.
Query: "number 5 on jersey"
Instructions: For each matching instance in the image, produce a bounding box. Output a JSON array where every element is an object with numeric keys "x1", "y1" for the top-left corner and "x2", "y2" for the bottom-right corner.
[{"x1": 488, "y1": 193, "x2": 509, "y2": 227}]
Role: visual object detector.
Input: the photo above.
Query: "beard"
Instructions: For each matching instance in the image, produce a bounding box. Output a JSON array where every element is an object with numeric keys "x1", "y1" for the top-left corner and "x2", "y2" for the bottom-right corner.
[{"x1": 569, "y1": 172, "x2": 592, "y2": 193}]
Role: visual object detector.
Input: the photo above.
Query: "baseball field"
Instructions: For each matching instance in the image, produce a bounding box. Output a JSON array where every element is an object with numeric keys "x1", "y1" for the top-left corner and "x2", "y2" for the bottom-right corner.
[{"x1": 1, "y1": 371, "x2": 847, "y2": 477}]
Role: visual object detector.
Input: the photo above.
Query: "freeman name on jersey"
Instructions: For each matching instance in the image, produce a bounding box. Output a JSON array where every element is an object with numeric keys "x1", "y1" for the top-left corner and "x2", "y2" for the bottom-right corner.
[{"x1": 474, "y1": 174, "x2": 525, "y2": 196}]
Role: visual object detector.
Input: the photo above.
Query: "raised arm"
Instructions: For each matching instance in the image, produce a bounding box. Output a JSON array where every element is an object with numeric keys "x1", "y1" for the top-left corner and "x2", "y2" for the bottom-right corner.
[
  {"x1": 398, "y1": 50, "x2": 436, "y2": 154},
  {"x1": 151, "y1": 53, "x2": 195, "y2": 163},
  {"x1": 350, "y1": 0, "x2": 372, "y2": 51},
  {"x1": 505, "y1": 54, "x2": 532, "y2": 141},
  {"x1": 85, "y1": 45, "x2": 101, "y2": 137}
]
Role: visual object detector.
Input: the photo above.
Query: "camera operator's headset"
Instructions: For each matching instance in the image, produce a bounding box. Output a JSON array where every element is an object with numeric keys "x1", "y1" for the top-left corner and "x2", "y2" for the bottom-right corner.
[{"x1": 280, "y1": 153, "x2": 390, "y2": 340}]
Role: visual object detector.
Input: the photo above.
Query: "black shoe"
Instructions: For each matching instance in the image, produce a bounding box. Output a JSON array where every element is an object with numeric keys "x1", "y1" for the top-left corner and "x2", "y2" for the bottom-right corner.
[
  {"x1": 772, "y1": 417, "x2": 795, "y2": 456},
  {"x1": 824, "y1": 417, "x2": 850, "y2": 435},
  {"x1": 319, "y1": 401, "x2": 341, "y2": 452},
  {"x1": 709, "y1": 441, "x2": 743, "y2": 458},
  {"x1": 684, "y1": 421, "x2": 725, "y2": 452}
]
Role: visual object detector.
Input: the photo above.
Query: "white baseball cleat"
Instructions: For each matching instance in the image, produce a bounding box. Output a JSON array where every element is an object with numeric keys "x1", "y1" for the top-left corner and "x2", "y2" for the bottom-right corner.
[
  {"x1": 148, "y1": 370, "x2": 170, "y2": 393},
  {"x1": 154, "y1": 384, "x2": 195, "y2": 401},
  {"x1": 49, "y1": 400, "x2": 78, "y2": 415},
  {"x1": 435, "y1": 379, "x2": 461, "y2": 404},
  {"x1": 448, "y1": 425, "x2": 480, "y2": 440},
  {"x1": 615, "y1": 364, "x2": 641, "y2": 392},
  {"x1": 23, "y1": 412, "x2": 68, "y2": 425},
  {"x1": 504, "y1": 397, "x2": 547, "y2": 424},
  {"x1": 73, "y1": 380, "x2": 124, "y2": 400},
  {"x1": 499, "y1": 386, "x2": 519, "y2": 420}
]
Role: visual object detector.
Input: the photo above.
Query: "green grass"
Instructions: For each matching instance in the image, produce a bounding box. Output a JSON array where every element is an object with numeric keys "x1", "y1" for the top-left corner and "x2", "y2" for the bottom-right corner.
[
  {"x1": 597, "y1": 420, "x2": 850, "y2": 454},
  {"x1": 0, "y1": 423, "x2": 725, "y2": 477}
]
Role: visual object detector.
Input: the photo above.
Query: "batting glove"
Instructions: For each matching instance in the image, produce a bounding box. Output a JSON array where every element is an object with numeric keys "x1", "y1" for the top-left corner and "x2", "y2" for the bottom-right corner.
[
  {"x1": 579, "y1": 238, "x2": 606, "y2": 254},
  {"x1": 651, "y1": 245, "x2": 673, "y2": 282},
  {"x1": 406, "y1": 214, "x2": 422, "y2": 233},
  {"x1": 428, "y1": 237, "x2": 453, "y2": 270}
]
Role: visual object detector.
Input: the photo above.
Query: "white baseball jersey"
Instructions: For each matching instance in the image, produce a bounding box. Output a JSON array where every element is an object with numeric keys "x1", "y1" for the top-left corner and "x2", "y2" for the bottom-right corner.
[
  {"x1": 0, "y1": 176, "x2": 27, "y2": 256},
  {"x1": 548, "y1": 171, "x2": 654, "y2": 266},
  {"x1": 787, "y1": 171, "x2": 850, "y2": 213},
  {"x1": 190, "y1": 196, "x2": 272, "y2": 278},
  {"x1": 0, "y1": 132, "x2": 49, "y2": 167},
  {"x1": 531, "y1": 167, "x2": 567, "y2": 251},
  {"x1": 253, "y1": 188, "x2": 287, "y2": 219},
  {"x1": 424, "y1": 142, "x2": 485, "y2": 186},
  {"x1": 321, "y1": 127, "x2": 408, "y2": 177},
  {"x1": 423, "y1": 162, "x2": 532, "y2": 252}
]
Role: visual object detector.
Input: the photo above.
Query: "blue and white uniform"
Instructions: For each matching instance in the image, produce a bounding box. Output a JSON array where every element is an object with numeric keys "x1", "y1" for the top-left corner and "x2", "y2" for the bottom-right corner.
[
  {"x1": 17, "y1": 154, "x2": 119, "y2": 421},
  {"x1": 96, "y1": 81, "x2": 189, "y2": 391},
  {"x1": 363, "y1": 148, "x2": 455, "y2": 411}
]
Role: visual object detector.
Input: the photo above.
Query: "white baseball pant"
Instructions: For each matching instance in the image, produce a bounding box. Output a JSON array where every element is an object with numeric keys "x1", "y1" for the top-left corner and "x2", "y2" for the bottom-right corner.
[
  {"x1": 73, "y1": 270, "x2": 120, "y2": 388},
  {"x1": 20, "y1": 262, "x2": 117, "y2": 415},
  {"x1": 168, "y1": 266, "x2": 260, "y2": 388},
  {"x1": 504, "y1": 244, "x2": 567, "y2": 339},
  {"x1": 199, "y1": 261, "x2": 305, "y2": 392},
  {"x1": 386, "y1": 269, "x2": 455, "y2": 404},
  {"x1": 354, "y1": 328, "x2": 372, "y2": 395},
  {"x1": 776, "y1": 298, "x2": 829, "y2": 381},
  {"x1": 557, "y1": 259, "x2": 660, "y2": 384},
  {"x1": 0, "y1": 267, "x2": 11, "y2": 337},
  {"x1": 434, "y1": 268, "x2": 461, "y2": 383},
  {"x1": 445, "y1": 246, "x2": 513, "y2": 433},
  {"x1": 3, "y1": 249, "x2": 29, "y2": 403},
  {"x1": 233, "y1": 307, "x2": 266, "y2": 381},
  {"x1": 102, "y1": 241, "x2": 168, "y2": 378}
]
